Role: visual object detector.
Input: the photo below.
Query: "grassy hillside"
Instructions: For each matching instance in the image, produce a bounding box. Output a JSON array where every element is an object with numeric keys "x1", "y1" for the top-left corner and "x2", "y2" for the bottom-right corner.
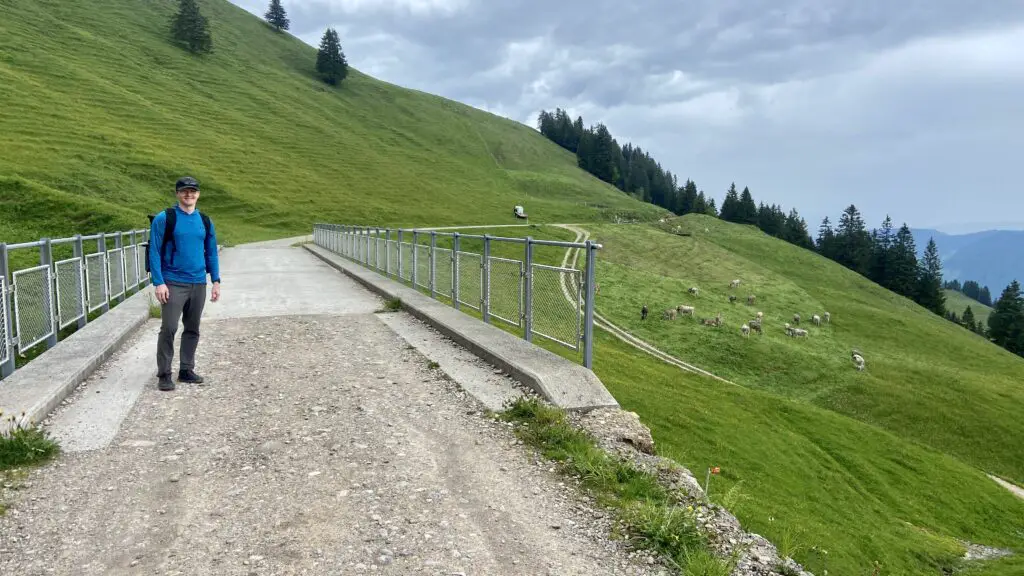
[
  {"x1": 0, "y1": 0, "x2": 664, "y2": 245},
  {"x1": 591, "y1": 215, "x2": 1024, "y2": 486},
  {"x1": 594, "y1": 330, "x2": 1024, "y2": 576},
  {"x1": 945, "y1": 289, "x2": 993, "y2": 327},
  {"x1": 426, "y1": 222, "x2": 1024, "y2": 575}
]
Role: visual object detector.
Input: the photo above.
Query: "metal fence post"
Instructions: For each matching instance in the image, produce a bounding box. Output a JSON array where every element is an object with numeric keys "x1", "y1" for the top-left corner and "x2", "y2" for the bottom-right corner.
[
  {"x1": 411, "y1": 230, "x2": 419, "y2": 287},
  {"x1": 524, "y1": 236, "x2": 533, "y2": 342},
  {"x1": 583, "y1": 240, "x2": 596, "y2": 369},
  {"x1": 452, "y1": 233, "x2": 460, "y2": 311},
  {"x1": 97, "y1": 233, "x2": 109, "y2": 313},
  {"x1": 430, "y1": 232, "x2": 436, "y2": 299},
  {"x1": 365, "y1": 226, "x2": 370, "y2": 265},
  {"x1": 482, "y1": 235, "x2": 491, "y2": 323},
  {"x1": 129, "y1": 230, "x2": 137, "y2": 289},
  {"x1": 113, "y1": 232, "x2": 124, "y2": 304},
  {"x1": 73, "y1": 234, "x2": 87, "y2": 329},
  {"x1": 397, "y1": 229, "x2": 404, "y2": 282},
  {"x1": 40, "y1": 238, "x2": 58, "y2": 349},
  {"x1": 0, "y1": 243, "x2": 14, "y2": 378}
]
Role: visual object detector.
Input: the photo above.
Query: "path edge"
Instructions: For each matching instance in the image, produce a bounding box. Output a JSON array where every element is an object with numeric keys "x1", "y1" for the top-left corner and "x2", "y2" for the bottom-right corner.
[
  {"x1": 0, "y1": 287, "x2": 153, "y2": 433},
  {"x1": 303, "y1": 244, "x2": 619, "y2": 412}
]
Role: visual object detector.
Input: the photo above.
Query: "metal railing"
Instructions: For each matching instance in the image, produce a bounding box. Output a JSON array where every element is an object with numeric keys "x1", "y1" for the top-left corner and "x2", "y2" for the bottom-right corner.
[
  {"x1": 1, "y1": 228, "x2": 150, "y2": 380},
  {"x1": 313, "y1": 224, "x2": 600, "y2": 368}
]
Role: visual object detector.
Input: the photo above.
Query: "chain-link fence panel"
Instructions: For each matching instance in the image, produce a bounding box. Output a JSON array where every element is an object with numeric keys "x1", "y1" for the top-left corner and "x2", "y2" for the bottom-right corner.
[
  {"x1": 530, "y1": 264, "x2": 582, "y2": 350},
  {"x1": 85, "y1": 252, "x2": 107, "y2": 312},
  {"x1": 107, "y1": 249, "x2": 125, "y2": 299},
  {"x1": 137, "y1": 243, "x2": 149, "y2": 286},
  {"x1": 55, "y1": 257, "x2": 85, "y2": 330},
  {"x1": 434, "y1": 247, "x2": 453, "y2": 298},
  {"x1": 383, "y1": 240, "x2": 395, "y2": 276},
  {"x1": 456, "y1": 252, "x2": 482, "y2": 311},
  {"x1": 487, "y1": 257, "x2": 523, "y2": 327},
  {"x1": 415, "y1": 245, "x2": 431, "y2": 290},
  {"x1": 400, "y1": 242, "x2": 414, "y2": 282},
  {"x1": 124, "y1": 245, "x2": 139, "y2": 290},
  {"x1": 373, "y1": 238, "x2": 383, "y2": 271},
  {"x1": 0, "y1": 277, "x2": 10, "y2": 367},
  {"x1": 13, "y1": 264, "x2": 54, "y2": 353}
]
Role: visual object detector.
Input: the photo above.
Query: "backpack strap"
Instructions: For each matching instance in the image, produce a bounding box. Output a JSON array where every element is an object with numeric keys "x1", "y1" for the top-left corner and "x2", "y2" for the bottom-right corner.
[{"x1": 162, "y1": 207, "x2": 177, "y2": 265}]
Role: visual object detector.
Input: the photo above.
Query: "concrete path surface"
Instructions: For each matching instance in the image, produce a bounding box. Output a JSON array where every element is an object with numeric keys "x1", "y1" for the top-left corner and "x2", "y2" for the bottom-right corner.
[{"x1": 1, "y1": 242, "x2": 661, "y2": 576}]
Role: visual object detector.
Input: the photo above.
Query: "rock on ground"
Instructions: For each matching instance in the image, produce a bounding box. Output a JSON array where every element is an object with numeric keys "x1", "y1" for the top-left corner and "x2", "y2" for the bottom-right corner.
[{"x1": 0, "y1": 313, "x2": 664, "y2": 576}]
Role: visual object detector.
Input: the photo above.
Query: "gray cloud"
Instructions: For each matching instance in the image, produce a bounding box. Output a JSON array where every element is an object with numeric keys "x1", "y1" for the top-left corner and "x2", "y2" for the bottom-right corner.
[{"x1": 230, "y1": 0, "x2": 1024, "y2": 231}]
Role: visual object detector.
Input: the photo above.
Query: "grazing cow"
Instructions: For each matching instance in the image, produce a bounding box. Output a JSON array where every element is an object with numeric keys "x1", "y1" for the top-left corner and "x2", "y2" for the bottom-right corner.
[
  {"x1": 793, "y1": 313, "x2": 801, "y2": 325},
  {"x1": 729, "y1": 295, "x2": 737, "y2": 304},
  {"x1": 741, "y1": 323, "x2": 750, "y2": 337},
  {"x1": 688, "y1": 286, "x2": 700, "y2": 296},
  {"x1": 852, "y1": 351, "x2": 865, "y2": 371},
  {"x1": 756, "y1": 311, "x2": 764, "y2": 320},
  {"x1": 824, "y1": 311, "x2": 831, "y2": 324},
  {"x1": 676, "y1": 305, "x2": 695, "y2": 316},
  {"x1": 641, "y1": 305, "x2": 648, "y2": 320},
  {"x1": 663, "y1": 308, "x2": 677, "y2": 320},
  {"x1": 749, "y1": 319, "x2": 763, "y2": 335},
  {"x1": 747, "y1": 295, "x2": 756, "y2": 305},
  {"x1": 729, "y1": 279, "x2": 741, "y2": 289},
  {"x1": 812, "y1": 314, "x2": 821, "y2": 326}
]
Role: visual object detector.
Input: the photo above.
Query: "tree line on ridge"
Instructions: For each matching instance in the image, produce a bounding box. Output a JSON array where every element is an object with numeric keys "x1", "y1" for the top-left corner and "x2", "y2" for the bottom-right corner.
[{"x1": 537, "y1": 108, "x2": 1024, "y2": 358}]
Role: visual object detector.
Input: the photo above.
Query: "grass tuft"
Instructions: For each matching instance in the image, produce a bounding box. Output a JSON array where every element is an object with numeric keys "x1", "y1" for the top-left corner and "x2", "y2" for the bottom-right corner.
[
  {"x1": 375, "y1": 297, "x2": 402, "y2": 313},
  {"x1": 500, "y1": 397, "x2": 729, "y2": 573},
  {"x1": 0, "y1": 414, "x2": 60, "y2": 471}
]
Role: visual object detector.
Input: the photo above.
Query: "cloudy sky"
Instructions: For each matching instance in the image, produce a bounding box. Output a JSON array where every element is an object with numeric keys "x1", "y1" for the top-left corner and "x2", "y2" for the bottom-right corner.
[{"x1": 230, "y1": 0, "x2": 1024, "y2": 233}]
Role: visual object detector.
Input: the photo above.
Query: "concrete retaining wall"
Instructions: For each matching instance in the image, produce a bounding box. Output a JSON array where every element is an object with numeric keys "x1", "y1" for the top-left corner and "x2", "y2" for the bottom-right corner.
[{"x1": 304, "y1": 244, "x2": 618, "y2": 411}]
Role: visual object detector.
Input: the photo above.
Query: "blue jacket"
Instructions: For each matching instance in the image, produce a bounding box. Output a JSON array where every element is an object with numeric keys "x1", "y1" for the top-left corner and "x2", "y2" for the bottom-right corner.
[{"x1": 148, "y1": 206, "x2": 220, "y2": 286}]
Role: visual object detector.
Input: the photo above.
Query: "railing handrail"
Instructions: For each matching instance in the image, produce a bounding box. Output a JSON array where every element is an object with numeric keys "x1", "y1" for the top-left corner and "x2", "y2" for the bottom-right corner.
[
  {"x1": 3, "y1": 229, "x2": 149, "y2": 251},
  {"x1": 1, "y1": 224, "x2": 152, "y2": 381},
  {"x1": 312, "y1": 222, "x2": 598, "y2": 369}
]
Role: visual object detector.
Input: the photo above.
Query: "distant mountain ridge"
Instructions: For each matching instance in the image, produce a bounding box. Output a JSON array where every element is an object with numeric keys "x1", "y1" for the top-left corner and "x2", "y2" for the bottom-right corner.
[{"x1": 911, "y1": 228, "x2": 1024, "y2": 296}]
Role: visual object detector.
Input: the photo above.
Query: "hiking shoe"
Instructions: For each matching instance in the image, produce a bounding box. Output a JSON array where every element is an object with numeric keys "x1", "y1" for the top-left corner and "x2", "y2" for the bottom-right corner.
[
  {"x1": 158, "y1": 374, "x2": 176, "y2": 391},
  {"x1": 178, "y1": 369, "x2": 204, "y2": 384}
]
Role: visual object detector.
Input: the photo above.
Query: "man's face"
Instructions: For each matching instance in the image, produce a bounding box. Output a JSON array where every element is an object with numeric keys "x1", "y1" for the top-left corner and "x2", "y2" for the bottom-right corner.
[{"x1": 177, "y1": 187, "x2": 199, "y2": 208}]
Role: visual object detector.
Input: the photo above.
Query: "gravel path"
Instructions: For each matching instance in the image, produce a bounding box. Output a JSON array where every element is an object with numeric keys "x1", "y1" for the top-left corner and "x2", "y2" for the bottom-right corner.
[{"x1": 1, "y1": 286, "x2": 664, "y2": 574}]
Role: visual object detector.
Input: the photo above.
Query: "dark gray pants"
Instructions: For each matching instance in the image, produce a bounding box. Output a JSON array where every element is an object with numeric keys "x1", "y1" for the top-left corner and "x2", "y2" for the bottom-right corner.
[{"x1": 157, "y1": 282, "x2": 207, "y2": 376}]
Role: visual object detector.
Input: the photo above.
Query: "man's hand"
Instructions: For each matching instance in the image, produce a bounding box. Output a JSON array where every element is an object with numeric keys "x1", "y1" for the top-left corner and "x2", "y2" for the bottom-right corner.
[
  {"x1": 211, "y1": 282, "x2": 221, "y2": 302},
  {"x1": 155, "y1": 284, "x2": 169, "y2": 304}
]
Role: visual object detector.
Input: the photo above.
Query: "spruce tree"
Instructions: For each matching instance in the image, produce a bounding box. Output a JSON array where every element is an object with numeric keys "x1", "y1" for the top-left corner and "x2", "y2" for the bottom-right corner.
[
  {"x1": 836, "y1": 204, "x2": 871, "y2": 274},
  {"x1": 962, "y1": 305, "x2": 976, "y2": 332},
  {"x1": 816, "y1": 217, "x2": 836, "y2": 259},
  {"x1": 980, "y1": 286, "x2": 993, "y2": 307},
  {"x1": 719, "y1": 183, "x2": 740, "y2": 222},
  {"x1": 316, "y1": 27, "x2": 348, "y2": 85},
  {"x1": 889, "y1": 224, "x2": 919, "y2": 299},
  {"x1": 988, "y1": 280, "x2": 1024, "y2": 353},
  {"x1": 870, "y1": 216, "x2": 895, "y2": 288},
  {"x1": 916, "y1": 237, "x2": 946, "y2": 316},
  {"x1": 265, "y1": 0, "x2": 290, "y2": 31},
  {"x1": 738, "y1": 186, "x2": 758, "y2": 225},
  {"x1": 170, "y1": 0, "x2": 213, "y2": 54}
]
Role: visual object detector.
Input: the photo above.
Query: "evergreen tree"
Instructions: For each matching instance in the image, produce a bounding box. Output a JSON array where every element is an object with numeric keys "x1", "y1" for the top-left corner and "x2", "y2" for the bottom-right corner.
[
  {"x1": 265, "y1": 0, "x2": 289, "y2": 31},
  {"x1": 784, "y1": 209, "x2": 814, "y2": 249},
  {"x1": 889, "y1": 224, "x2": 919, "y2": 299},
  {"x1": 988, "y1": 280, "x2": 1024, "y2": 354},
  {"x1": 962, "y1": 305, "x2": 977, "y2": 332},
  {"x1": 680, "y1": 179, "x2": 698, "y2": 215},
  {"x1": 737, "y1": 186, "x2": 758, "y2": 225},
  {"x1": 316, "y1": 28, "x2": 348, "y2": 85},
  {"x1": 705, "y1": 197, "x2": 718, "y2": 217},
  {"x1": 835, "y1": 204, "x2": 872, "y2": 275},
  {"x1": 170, "y1": 0, "x2": 213, "y2": 54},
  {"x1": 694, "y1": 191, "x2": 708, "y2": 215},
  {"x1": 944, "y1": 279, "x2": 962, "y2": 291},
  {"x1": 816, "y1": 217, "x2": 837, "y2": 260},
  {"x1": 870, "y1": 215, "x2": 895, "y2": 288},
  {"x1": 980, "y1": 286, "x2": 993, "y2": 307},
  {"x1": 719, "y1": 183, "x2": 740, "y2": 222},
  {"x1": 916, "y1": 237, "x2": 946, "y2": 316}
]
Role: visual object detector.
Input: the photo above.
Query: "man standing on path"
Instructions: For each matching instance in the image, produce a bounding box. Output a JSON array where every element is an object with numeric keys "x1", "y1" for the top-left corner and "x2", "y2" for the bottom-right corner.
[{"x1": 148, "y1": 176, "x2": 221, "y2": 391}]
